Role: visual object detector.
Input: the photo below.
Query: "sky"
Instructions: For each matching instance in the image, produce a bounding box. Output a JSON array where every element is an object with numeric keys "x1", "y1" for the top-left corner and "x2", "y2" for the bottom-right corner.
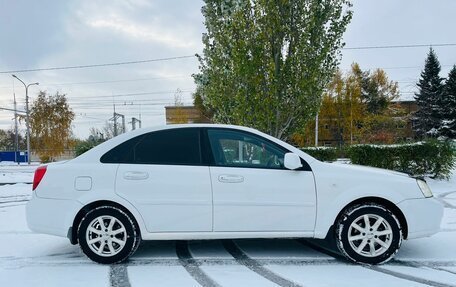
[{"x1": 0, "y1": 0, "x2": 455, "y2": 139}]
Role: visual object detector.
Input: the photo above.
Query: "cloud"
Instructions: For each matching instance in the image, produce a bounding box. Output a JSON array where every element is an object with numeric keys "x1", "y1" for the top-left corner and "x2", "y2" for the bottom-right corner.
[{"x1": 87, "y1": 15, "x2": 197, "y2": 49}]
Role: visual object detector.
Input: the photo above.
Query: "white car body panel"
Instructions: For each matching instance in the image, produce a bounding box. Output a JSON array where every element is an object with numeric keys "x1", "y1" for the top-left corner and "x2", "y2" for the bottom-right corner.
[
  {"x1": 26, "y1": 193, "x2": 83, "y2": 237},
  {"x1": 397, "y1": 197, "x2": 443, "y2": 239},
  {"x1": 116, "y1": 164, "x2": 213, "y2": 232},
  {"x1": 210, "y1": 166, "x2": 316, "y2": 232},
  {"x1": 310, "y1": 162, "x2": 426, "y2": 238},
  {"x1": 26, "y1": 124, "x2": 443, "y2": 244},
  {"x1": 140, "y1": 231, "x2": 314, "y2": 240}
]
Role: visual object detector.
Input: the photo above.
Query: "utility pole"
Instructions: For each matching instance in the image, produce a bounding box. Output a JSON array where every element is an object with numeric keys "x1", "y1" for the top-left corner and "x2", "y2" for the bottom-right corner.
[
  {"x1": 139, "y1": 104, "x2": 142, "y2": 128},
  {"x1": 113, "y1": 104, "x2": 117, "y2": 136},
  {"x1": 130, "y1": 117, "x2": 141, "y2": 130},
  {"x1": 315, "y1": 113, "x2": 319, "y2": 147},
  {"x1": 13, "y1": 93, "x2": 19, "y2": 164},
  {"x1": 110, "y1": 109, "x2": 125, "y2": 137},
  {"x1": 121, "y1": 114, "x2": 126, "y2": 133},
  {"x1": 12, "y1": 75, "x2": 39, "y2": 165}
]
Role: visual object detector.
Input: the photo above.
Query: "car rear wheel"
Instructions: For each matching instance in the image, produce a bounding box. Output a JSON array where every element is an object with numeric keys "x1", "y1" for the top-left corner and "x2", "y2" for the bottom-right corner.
[
  {"x1": 335, "y1": 203, "x2": 402, "y2": 265},
  {"x1": 78, "y1": 206, "x2": 140, "y2": 264}
]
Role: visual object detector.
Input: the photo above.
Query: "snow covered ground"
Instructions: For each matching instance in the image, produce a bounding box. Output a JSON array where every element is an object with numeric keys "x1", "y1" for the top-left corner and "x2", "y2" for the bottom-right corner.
[{"x1": 0, "y1": 164, "x2": 455, "y2": 286}]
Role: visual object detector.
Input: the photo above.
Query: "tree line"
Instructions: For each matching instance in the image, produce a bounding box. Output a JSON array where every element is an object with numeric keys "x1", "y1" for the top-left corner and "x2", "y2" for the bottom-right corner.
[
  {"x1": 414, "y1": 48, "x2": 456, "y2": 139},
  {"x1": 193, "y1": 0, "x2": 455, "y2": 146},
  {"x1": 3, "y1": 0, "x2": 455, "y2": 163},
  {"x1": 292, "y1": 63, "x2": 404, "y2": 147}
]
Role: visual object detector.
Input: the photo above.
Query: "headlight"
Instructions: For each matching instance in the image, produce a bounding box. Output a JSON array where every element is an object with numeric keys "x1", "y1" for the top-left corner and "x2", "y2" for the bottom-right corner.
[{"x1": 417, "y1": 179, "x2": 433, "y2": 198}]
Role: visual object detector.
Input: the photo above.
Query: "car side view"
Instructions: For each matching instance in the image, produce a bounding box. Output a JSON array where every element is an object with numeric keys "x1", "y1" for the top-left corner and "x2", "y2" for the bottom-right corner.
[{"x1": 26, "y1": 124, "x2": 443, "y2": 264}]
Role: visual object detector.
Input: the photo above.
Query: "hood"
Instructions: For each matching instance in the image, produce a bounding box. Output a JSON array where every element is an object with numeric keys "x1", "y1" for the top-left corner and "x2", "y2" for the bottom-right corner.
[{"x1": 329, "y1": 162, "x2": 411, "y2": 178}]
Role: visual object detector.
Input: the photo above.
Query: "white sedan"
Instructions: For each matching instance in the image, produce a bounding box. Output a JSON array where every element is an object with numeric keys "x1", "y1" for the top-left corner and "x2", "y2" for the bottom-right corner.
[{"x1": 26, "y1": 124, "x2": 443, "y2": 264}]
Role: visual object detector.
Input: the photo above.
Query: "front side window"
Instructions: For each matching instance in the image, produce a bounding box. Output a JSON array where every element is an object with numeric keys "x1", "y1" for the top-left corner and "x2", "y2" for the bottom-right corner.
[
  {"x1": 101, "y1": 128, "x2": 202, "y2": 165},
  {"x1": 207, "y1": 129, "x2": 286, "y2": 169}
]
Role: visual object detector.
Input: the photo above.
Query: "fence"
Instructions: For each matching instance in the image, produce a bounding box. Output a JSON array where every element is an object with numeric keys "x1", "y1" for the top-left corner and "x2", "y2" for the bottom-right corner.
[{"x1": 0, "y1": 151, "x2": 28, "y2": 163}]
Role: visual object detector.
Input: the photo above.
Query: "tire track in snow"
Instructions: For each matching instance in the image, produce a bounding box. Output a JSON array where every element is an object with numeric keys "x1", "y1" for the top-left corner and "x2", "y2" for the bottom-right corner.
[
  {"x1": 0, "y1": 194, "x2": 30, "y2": 199},
  {"x1": 435, "y1": 191, "x2": 456, "y2": 209},
  {"x1": 0, "y1": 198, "x2": 30, "y2": 204},
  {"x1": 176, "y1": 241, "x2": 221, "y2": 287},
  {"x1": 436, "y1": 198, "x2": 456, "y2": 209},
  {"x1": 0, "y1": 202, "x2": 27, "y2": 208},
  {"x1": 295, "y1": 239, "x2": 346, "y2": 261},
  {"x1": 222, "y1": 240, "x2": 302, "y2": 287},
  {"x1": 436, "y1": 191, "x2": 456, "y2": 198},
  {"x1": 109, "y1": 264, "x2": 131, "y2": 287},
  {"x1": 298, "y1": 239, "x2": 456, "y2": 287},
  {"x1": 395, "y1": 259, "x2": 456, "y2": 275},
  {"x1": 431, "y1": 267, "x2": 456, "y2": 276},
  {"x1": 367, "y1": 265, "x2": 456, "y2": 287}
]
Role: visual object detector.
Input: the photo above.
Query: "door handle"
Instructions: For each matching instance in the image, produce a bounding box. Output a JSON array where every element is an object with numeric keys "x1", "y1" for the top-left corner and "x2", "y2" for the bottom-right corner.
[
  {"x1": 218, "y1": 174, "x2": 244, "y2": 183},
  {"x1": 123, "y1": 171, "x2": 149, "y2": 180}
]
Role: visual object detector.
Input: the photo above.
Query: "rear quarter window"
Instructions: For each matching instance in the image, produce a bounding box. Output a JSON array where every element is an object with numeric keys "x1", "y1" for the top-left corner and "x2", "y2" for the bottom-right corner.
[{"x1": 100, "y1": 128, "x2": 202, "y2": 165}]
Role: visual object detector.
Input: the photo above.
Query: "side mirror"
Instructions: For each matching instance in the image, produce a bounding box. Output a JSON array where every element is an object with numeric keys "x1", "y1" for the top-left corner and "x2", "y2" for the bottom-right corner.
[{"x1": 284, "y1": 153, "x2": 302, "y2": 170}]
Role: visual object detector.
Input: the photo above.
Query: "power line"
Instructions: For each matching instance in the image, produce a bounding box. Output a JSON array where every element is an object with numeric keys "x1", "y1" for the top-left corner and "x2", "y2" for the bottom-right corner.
[
  {"x1": 343, "y1": 43, "x2": 456, "y2": 50},
  {"x1": 382, "y1": 64, "x2": 454, "y2": 70},
  {"x1": 0, "y1": 55, "x2": 196, "y2": 74},
  {"x1": 66, "y1": 89, "x2": 193, "y2": 100},
  {"x1": 0, "y1": 75, "x2": 192, "y2": 89},
  {"x1": 341, "y1": 64, "x2": 454, "y2": 72},
  {"x1": 48, "y1": 75, "x2": 191, "y2": 86},
  {"x1": 70, "y1": 102, "x2": 191, "y2": 108},
  {"x1": 69, "y1": 100, "x2": 173, "y2": 105},
  {"x1": 0, "y1": 42, "x2": 454, "y2": 75}
]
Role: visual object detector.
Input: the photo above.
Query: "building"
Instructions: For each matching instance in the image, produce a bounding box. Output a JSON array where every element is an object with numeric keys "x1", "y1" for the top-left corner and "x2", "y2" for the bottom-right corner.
[
  {"x1": 312, "y1": 100, "x2": 418, "y2": 147},
  {"x1": 165, "y1": 106, "x2": 211, "y2": 124}
]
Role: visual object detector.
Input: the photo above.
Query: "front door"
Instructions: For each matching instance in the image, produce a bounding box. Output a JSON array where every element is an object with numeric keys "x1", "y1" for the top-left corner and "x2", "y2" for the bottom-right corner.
[{"x1": 206, "y1": 128, "x2": 316, "y2": 232}]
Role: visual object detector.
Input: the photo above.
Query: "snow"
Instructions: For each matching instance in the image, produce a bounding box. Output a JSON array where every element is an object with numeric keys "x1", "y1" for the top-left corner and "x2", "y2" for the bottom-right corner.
[
  {"x1": 427, "y1": 168, "x2": 456, "y2": 195},
  {"x1": 381, "y1": 265, "x2": 456, "y2": 285},
  {"x1": 0, "y1": 266, "x2": 109, "y2": 287},
  {"x1": 129, "y1": 266, "x2": 198, "y2": 287},
  {"x1": 266, "y1": 265, "x2": 427, "y2": 287},
  {"x1": 0, "y1": 165, "x2": 455, "y2": 286},
  {"x1": 0, "y1": 162, "x2": 36, "y2": 184},
  {"x1": 201, "y1": 265, "x2": 278, "y2": 287}
]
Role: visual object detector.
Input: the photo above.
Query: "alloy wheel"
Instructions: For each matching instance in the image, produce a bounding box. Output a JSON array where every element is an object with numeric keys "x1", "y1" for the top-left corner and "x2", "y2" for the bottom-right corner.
[
  {"x1": 347, "y1": 213, "x2": 393, "y2": 257},
  {"x1": 85, "y1": 215, "x2": 127, "y2": 257}
]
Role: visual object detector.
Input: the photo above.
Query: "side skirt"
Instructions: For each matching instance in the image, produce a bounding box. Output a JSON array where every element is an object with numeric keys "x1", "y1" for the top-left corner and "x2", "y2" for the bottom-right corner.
[{"x1": 141, "y1": 231, "x2": 314, "y2": 241}]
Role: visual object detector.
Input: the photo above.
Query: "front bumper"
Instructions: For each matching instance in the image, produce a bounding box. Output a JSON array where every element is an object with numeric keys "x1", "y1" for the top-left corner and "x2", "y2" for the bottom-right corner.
[
  {"x1": 26, "y1": 193, "x2": 83, "y2": 238},
  {"x1": 397, "y1": 197, "x2": 443, "y2": 239}
]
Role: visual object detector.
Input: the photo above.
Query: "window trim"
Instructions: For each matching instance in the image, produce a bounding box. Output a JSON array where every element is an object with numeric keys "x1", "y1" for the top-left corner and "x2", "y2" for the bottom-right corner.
[
  {"x1": 100, "y1": 127, "x2": 312, "y2": 171},
  {"x1": 100, "y1": 127, "x2": 205, "y2": 166},
  {"x1": 203, "y1": 127, "x2": 311, "y2": 171}
]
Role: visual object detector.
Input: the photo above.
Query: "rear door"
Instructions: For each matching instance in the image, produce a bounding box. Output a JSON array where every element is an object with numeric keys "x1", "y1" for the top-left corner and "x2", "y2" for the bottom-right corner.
[
  {"x1": 206, "y1": 128, "x2": 316, "y2": 232},
  {"x1": 104, "y1": 128, "x2": 213, "y2": 233}
]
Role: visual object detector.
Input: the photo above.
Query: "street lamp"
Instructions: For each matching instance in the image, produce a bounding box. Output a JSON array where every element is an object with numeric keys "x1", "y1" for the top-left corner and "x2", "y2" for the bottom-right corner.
[{"x1": 12, "y1": 75, "x2": 39, "y2": 165}]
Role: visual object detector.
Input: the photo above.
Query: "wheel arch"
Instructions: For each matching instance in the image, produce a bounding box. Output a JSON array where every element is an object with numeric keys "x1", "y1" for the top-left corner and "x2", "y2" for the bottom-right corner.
[
  {"x1": 69, "y1": 200, "x2": 142, "y2": 245},
  {"x1": 333, "y1": 196, "x2": 408, "y2": 239}
]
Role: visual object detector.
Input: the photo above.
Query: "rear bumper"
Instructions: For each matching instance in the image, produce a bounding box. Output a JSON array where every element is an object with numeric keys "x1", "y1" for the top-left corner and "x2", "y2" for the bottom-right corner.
[
  {"x1": 26, "y1": 193, "x2": 83, "y2": 238},
  {"x1": 397, "y1": 197, "x2": 443, "y2": 239}
]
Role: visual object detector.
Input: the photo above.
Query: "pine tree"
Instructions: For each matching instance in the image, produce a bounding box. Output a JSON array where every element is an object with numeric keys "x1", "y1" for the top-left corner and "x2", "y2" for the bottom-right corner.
[
  {"x1": 413, "y1": 48, "x2": 444, "y2": 138},
  {"x1": 440, "y1": 65, "x2": 456, "y2": 138}
]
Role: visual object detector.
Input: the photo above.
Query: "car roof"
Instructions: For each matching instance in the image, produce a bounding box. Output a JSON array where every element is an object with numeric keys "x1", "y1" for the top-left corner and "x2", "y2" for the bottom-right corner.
[{"x1": 71, "y1": 124, "x2": 317, "y2": 164}]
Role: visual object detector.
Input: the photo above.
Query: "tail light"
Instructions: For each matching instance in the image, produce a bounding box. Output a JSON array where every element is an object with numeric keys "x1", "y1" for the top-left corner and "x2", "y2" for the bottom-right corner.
[{"x1": 33, "y1": 165, "x2": 47, "y2": 191}]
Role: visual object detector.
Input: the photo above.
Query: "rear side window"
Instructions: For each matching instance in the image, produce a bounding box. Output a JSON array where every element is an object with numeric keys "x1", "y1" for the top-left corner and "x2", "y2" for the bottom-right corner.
[{"x1": 100, "y1": 128, "x2": 202, "y2": 165}]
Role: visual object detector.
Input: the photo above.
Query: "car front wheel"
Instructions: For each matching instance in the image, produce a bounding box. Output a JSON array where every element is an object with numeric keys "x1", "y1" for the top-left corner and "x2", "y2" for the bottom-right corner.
[
  {"x1": 336, "y1": 203, "x2": 403, "y2": 265},
  {"x1": 78, "y1": 206, "x2": 140, "y2": 264}
]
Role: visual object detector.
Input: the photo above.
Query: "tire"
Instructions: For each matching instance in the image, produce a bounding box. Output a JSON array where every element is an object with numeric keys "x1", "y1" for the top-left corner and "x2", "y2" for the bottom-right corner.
[
  {"x1": 77, "y1": 206, "x2": 141, "y2": 264},
  {"x1": 335, "y1": 203, "x2": 403, "y2": 265}
]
